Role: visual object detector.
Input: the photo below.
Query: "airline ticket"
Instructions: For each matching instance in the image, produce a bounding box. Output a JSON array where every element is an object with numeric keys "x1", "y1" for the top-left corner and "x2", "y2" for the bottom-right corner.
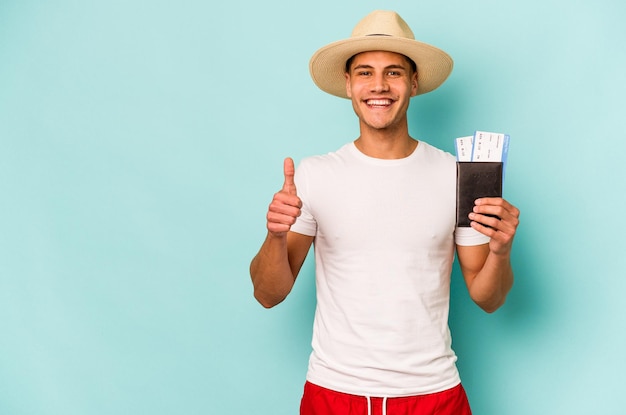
[
  {"x1": 455, "y1": 130, "x2": 510, "y2": 177},
  {"x1": 456, "y1": 131, "x2": 510, "y2": 162}
]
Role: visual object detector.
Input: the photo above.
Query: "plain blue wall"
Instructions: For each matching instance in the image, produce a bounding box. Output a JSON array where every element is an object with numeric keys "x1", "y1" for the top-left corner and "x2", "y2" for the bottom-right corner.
[{"x1": 1, "y1": 1, "x2": 625, "y2": 414}]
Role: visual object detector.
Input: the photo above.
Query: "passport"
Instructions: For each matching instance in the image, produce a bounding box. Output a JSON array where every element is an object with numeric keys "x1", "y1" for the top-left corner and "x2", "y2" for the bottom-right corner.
[{"x1": 456, "y1": 162, "x2": 503, "y2": 227}]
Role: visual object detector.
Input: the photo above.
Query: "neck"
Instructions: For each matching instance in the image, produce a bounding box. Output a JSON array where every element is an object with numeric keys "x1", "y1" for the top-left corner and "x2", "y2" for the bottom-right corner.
[{"x1": 354, "y1": 124, "x2": 418, "y2": 159}]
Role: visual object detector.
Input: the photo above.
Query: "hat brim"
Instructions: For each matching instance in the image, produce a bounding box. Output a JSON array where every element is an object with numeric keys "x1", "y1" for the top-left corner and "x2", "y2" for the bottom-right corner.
[{"x1": 309, "y1": 36, "x2": 453, "y2": 99}]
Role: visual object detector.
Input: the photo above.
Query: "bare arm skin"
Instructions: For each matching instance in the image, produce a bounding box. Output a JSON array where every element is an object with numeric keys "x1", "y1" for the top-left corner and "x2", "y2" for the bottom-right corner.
[
  {"x1": 456, "y1": 197, "x2": 520, "y2": 313},
  {"x1": 250, "y1": 158, "x2": 313, "y2": 308}
]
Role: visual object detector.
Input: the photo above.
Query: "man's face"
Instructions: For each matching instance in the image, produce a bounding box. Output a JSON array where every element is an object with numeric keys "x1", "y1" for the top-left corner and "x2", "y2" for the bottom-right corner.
[{"x1": 345, "y1": 51, "x2": 418, "y2": 132}]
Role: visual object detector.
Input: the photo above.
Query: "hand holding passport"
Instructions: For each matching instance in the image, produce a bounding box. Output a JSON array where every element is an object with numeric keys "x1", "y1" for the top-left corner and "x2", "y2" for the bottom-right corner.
[{"x1": 455, "y1": 132, "x2": 509, "y2": 227}]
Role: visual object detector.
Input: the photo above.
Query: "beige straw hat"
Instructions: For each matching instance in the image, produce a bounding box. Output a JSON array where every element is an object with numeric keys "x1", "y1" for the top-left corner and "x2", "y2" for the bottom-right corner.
[{"x1": 309, "y1": 10, "x2": 453, "y2": 98}]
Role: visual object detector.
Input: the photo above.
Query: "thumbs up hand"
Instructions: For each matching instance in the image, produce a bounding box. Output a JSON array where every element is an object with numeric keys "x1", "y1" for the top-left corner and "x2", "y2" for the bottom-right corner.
[
  {"x1": 281, "y1": 157, "x2": 298, "y2": 196},
  {"x1": 266, "y1": 158, "x2": 302, "y2": 236}
]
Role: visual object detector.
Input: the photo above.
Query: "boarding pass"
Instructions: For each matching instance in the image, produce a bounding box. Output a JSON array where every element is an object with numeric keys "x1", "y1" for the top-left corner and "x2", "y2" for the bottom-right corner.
[
  {"x1": 455, "y1": 131, "x2": 510, "y2": 163},
  {"x1": 455, "y1": 130, "x2": 510, "y2": 179}
]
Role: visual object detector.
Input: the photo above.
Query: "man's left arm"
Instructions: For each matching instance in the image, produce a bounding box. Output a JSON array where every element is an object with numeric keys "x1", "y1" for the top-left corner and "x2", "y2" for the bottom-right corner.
[{"x1": 456, "y1": 197, "x2": 520, "y2": 313}]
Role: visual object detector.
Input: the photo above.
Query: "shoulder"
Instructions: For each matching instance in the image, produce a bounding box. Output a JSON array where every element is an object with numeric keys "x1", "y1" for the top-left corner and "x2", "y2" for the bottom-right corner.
[
  {"x1": 297, "y1": 143, "x2": 354, "y2": 170},
  {"x1": 417, "y1": 141, "x2": 456, "y2": 164},
  {"x1": 415, "y1": 141, "x2": 456, "y2": 178}
]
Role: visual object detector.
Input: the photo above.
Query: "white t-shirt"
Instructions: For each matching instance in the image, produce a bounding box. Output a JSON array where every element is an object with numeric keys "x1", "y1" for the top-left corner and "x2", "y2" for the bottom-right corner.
[{"x1": 291, "y1": 141, "x2": 489, "y2": 397}]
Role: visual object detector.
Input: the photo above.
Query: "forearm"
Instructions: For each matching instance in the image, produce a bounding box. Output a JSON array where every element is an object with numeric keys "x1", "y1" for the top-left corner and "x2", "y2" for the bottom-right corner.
[
  {"x1": 463, "y1": 197, "x2": 520, "y2": 312},
  {"x1": 467, "y1": 251, "x2": 514, "y2": 313},
  {"x1": 250, "y1": 233, "x2": 297, "y2": 308}
]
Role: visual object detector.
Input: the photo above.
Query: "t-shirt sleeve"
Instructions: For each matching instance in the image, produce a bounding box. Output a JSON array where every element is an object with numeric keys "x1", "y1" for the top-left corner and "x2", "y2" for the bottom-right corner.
[
  {"x1": 290, "y1": 159, "x2": 317, "y2": 237},
  {"x1": 454, "y1": 226, "x2": 490, "y2": 246}
]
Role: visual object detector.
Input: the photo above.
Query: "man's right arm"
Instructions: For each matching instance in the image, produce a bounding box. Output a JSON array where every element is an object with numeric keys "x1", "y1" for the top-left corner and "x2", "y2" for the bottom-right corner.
[
  {"x1": 249, "y1": 158, "x2": 313, "y2": 308},
  {"x1": 250, "y1": 231, "x2": 313, "y2": 308}
]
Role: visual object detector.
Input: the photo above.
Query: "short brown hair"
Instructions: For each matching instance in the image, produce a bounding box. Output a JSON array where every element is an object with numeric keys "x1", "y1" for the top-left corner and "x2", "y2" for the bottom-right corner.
[{"x1": 345, "y1": 53, "x2": 417, "y2": 74}]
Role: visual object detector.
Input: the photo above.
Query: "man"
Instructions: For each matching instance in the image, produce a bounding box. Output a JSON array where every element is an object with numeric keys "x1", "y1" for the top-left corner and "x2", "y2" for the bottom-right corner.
[{"x1": 250, "y1": 10, "x2": 520, "y2": 415}]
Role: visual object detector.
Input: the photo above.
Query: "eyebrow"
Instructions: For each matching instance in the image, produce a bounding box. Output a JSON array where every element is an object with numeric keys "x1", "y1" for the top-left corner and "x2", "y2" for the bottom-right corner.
[{"x1": 352, "y1": 63, "x2": 407, "y2": 71}]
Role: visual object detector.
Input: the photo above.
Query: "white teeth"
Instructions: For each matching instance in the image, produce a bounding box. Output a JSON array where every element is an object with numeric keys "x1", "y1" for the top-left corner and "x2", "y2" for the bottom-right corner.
[{"x1": 367, "y1": 99, "x2": 391, "y2": 106}]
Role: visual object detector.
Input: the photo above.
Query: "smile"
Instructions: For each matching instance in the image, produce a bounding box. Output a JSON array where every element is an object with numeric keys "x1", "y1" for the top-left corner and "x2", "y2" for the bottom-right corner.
[{"x1": 365, "y1": 99, "x2": 393, "y2": 107}]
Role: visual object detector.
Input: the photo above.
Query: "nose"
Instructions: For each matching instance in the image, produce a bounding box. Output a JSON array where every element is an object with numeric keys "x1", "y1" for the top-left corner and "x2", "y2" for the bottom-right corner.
[{"x1": 370, "y1": 73, "x2": 389, "y2": 93}]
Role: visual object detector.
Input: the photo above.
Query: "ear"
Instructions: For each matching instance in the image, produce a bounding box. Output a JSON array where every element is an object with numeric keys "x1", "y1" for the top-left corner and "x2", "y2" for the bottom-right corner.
[
  {"x1": 410, "y1": 72, "x2": 418, "y2": 97},
  {"x1": 345, "y1": 72, "x2": 352, "y2": 98}
]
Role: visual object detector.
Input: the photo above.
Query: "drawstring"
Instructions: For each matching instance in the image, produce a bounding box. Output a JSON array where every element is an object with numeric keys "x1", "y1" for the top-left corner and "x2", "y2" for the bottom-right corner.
[{"x1": 365, "y1": 396, "x2": 389, "y2": 415}]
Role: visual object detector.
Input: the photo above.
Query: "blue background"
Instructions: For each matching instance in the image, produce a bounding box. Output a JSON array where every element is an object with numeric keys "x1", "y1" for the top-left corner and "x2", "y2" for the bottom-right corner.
[{"x1": 1, "y1": 1, "x2": 625, "y2": 414}]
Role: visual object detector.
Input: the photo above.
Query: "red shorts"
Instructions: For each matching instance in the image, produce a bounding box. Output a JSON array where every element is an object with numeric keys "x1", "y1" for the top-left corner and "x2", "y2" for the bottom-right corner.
[{"x1": 300, "y1": 381, "x2": 472, "y2": 415}]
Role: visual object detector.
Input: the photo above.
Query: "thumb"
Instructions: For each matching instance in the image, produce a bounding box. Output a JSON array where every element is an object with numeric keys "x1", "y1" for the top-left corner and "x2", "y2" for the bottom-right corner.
[{"x1": 282, "y1": 157, "x2": 297, "y2": 195}]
